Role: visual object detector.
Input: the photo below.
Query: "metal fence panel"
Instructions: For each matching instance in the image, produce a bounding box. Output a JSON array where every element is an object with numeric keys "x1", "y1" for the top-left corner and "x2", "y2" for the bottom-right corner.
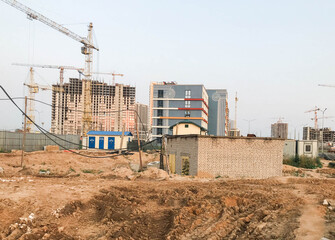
[{"x1": 0, "y1": 131, "x2": 80, "y2": 152}]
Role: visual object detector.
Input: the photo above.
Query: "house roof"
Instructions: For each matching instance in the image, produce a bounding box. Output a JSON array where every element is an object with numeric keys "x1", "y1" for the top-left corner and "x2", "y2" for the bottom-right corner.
[
  {"x1": 87, "y1": 131, "x2": 133, "y2": 136},
  {"x1": 169, "y1": 120, "x2": 207, "y2": 131}
]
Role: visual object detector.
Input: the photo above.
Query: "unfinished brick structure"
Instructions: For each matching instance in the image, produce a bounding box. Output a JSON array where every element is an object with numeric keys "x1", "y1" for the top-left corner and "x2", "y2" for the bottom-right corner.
[
  {"x1": 167, "y1": 135, "x2": 284, "y2": 179},
  {"x1": 51, "y1": 78, "x2": 135, "y2": 135}
]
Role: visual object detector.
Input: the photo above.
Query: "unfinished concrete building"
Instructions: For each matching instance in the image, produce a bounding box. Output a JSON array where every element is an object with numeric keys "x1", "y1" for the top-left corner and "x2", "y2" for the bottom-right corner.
[
  {"x1": 51, "y1": 78, "x2": 135, "y2": 135},
  {"x1": 271, "y1": 122, "x2": 288, "y2": 139},
  {"x1": 303, "y1": 126, "x2": 335, "y2": 142}
]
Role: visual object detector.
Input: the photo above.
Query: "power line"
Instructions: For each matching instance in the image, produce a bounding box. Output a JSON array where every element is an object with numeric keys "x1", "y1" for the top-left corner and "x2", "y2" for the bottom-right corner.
[
  {"x1": 0, "y1": 85, "x2": 138, "y2": 158},
  {"x1": 0, "y1": 96, "x2": 151, "y2": 146},
  {"x1": 0, "y1": 92, "x2": 157, "y2": 153}
]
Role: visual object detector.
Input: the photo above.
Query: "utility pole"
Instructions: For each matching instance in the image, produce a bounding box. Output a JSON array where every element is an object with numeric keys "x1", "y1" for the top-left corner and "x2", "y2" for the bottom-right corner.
[
  {"x1": 161, "y1": 135, "x2": 169, "y2": 174},
  {"x1": 21, "y1": 96, "x2": 27, "y2": 167},
  {"x1": 119, "y1": 123, "x2": 125, "y2": 154},
  {"x1": 135, "y1": 116, "x2": 142, "y2": 171},
  {"x1": 321, "y1": 108, "x2": 327, "y2": 153},
  {"x1": 243, "y1": 119, "x2": 256, "y2": 134}
]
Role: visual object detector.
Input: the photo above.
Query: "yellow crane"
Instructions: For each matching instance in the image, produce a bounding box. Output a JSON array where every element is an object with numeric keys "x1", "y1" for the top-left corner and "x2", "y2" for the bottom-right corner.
[
  {"x1": 21, "y1": 67, "x2": 63, "y2": 132},
  {"x1": 13, "y1": 63, "x2": 124, "y2": 133},
  {"x1": 1, "y1": 0, "x2": 99, "y2": 136}
]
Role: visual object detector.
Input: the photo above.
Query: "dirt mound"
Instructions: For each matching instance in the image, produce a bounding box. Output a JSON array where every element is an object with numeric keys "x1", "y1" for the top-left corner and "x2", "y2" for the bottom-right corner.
[
  {"x1": 13, "y1": 180, "x2": 301, "y2": 239},
  {"x1": 18, "y1": 167, "x2": 34, "y2": 176},
  {"x1": 101, "y1": 167, "x2": 134, "y2": 180},
  {"x1": 317, "y1": 168, "x2": 335, "y2": 178},
  {"x1": 138, "y1": 168, "x2": 169, "y2": 181}
]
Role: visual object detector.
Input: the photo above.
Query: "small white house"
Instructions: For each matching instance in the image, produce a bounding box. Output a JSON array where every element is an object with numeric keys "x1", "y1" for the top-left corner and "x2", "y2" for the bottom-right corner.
[
  {"x1": 297, "y1": 140, "x2": 318, "y2": 158},
  {"x1": 169, "y1": 120, "x2": 207, "y2": 136},
  {"x1": 86, "y1": 131, "x2": 133, "y2": 150}
]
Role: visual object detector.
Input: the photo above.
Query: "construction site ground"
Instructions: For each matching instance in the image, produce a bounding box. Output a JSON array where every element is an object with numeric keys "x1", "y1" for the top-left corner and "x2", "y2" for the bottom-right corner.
[{"x1": 0, "y1": 151, "x2": 335, "y2": 240}]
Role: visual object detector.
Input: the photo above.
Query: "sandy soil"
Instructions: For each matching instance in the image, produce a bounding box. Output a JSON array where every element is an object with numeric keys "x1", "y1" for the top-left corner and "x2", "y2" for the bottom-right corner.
[{"x1": 0, "y1": 151, "x2": 335, "y2": 239}]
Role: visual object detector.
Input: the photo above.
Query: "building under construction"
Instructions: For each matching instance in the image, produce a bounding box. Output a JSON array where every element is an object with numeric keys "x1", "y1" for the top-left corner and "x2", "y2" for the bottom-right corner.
[
  {"x1": 271, "y1": 122, "x2": 288, "y2": 139},
  {"x1": 303, "y1": 126, "x2": 335, "y2": 142},
  {"x1": 51, "y1": 78, "x2": 135, "y2": 135}
]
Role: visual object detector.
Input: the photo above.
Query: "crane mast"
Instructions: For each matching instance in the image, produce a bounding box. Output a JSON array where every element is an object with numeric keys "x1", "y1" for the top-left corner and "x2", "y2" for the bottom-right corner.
[
  {"x1": 2, "y1": 0, "x2": 99, "y2": 137},
  {"x1": 305, "y1": 106, "x2": 320, "y2": 129},
  {"x1": 27, "y1": 67, "x2": 36, "y2": 132},
  {"x1": 82, "y1": 23, "x2": 94, "y2": 135}
]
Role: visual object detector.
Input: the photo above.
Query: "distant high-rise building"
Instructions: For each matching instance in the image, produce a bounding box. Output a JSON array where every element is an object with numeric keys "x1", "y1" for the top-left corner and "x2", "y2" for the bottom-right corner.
[
  {"x1": 134, "y1": 103, "x2": 149, "y2": 141},
  {"x1": 207, "y1": 89, "x2": 229, "y2": 136},
  {"x1": 149, "y1": 82, "x2": 229, "y2": 139},
  {"x1": 51, "y1": 78, "x2": 135, "y2": 135},
  {"x1": 271, "y1": 122, "x2": 288, "y2": 139}
]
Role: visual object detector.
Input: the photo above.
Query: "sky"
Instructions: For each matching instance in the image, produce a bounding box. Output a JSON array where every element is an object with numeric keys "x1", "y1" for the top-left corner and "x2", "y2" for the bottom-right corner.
[{"x1": 1, "y1": 0, "x2": 335, "y2": 138}]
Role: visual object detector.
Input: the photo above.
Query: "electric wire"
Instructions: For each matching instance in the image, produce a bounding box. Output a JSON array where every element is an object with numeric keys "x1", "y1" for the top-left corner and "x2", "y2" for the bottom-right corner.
[
  {"x1": 0, "y1": 93, "x2": 158, "y2": 153},
  {"x1": 0, "y1": 85, "x2": 132, "y2": 158}
]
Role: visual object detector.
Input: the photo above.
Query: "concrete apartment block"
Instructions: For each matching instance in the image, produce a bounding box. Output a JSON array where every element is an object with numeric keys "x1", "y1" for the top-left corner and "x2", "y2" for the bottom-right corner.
[
  {"x1": 51, "y1": 78, "x2": 135, "y2": 136},
  {"x1": 167, "y1": 135, "x2": 284, "y2": 179}
]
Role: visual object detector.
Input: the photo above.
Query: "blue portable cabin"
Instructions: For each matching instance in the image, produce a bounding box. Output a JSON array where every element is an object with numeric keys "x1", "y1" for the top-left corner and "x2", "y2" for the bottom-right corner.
[{"x1": 86, "y1": 131, "x2": 133, "y2": 150}]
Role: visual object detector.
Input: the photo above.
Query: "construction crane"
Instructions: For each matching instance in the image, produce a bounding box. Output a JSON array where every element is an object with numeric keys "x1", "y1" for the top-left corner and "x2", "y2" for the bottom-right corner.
[
  {"x1": 83, "y1": 71, "x2": 124, "y2": 85},
  {"x1": 23, "y1": 67, "x2": 63, "y2": 132},
  {"x1": 305, "y1": 106, "x2": 320, "y2": 129},
  {"x1": 111, "y1": 73, "x2": 124, "y2": 85},
  {"x1": 1, "y1": 0, "x2": 99, "y2": 136},
  {"x1": 271, "y1": 117, "x2": 285, "y2": 123},
  {"x1": 311, "y1": 116, "x2": 335, "y2": 120},
  {"x1": 318, "y1": 84, "x2": 335, "y2": 88},
  {"x1": 13, "y1": 63, "x2": 124, "y2": 85},
  {"x1": 13, "y1": 63, "x2": 124, "y2": 134},
  {"x1": 13, "y1": 63, "x2": 83, "y2": 85}
]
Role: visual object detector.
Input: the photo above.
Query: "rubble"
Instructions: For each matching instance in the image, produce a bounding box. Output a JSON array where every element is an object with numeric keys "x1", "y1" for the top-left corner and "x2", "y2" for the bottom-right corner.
[
  {"x1": 138, "y1": 168, "x2": 169, "y2": 181},
  {"x1": 101, "y1": 167, "x2": 134, "y2": 180},
  {"x1": 323, "y1": 199, "x2": 329, "y2": 206}
]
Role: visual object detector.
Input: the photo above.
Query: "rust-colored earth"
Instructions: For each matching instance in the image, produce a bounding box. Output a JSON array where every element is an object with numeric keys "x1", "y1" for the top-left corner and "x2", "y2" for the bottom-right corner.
[{"x1": 0, "y1": 151, "x2": 335, "y2": 239}]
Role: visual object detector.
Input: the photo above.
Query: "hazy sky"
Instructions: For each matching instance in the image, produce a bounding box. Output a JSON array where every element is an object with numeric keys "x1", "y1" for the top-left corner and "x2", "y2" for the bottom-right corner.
[{"x1": 1, "y1": 0, "x2": 335, "y2": 138}]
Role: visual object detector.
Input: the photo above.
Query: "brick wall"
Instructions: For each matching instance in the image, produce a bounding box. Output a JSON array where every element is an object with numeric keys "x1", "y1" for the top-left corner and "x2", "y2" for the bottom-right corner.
[
  {"x1": 167, "y1": 136, "x2": 198, "y2": 175},
  {"x1": 167, "y1": 135, "x2": 284, "y2": 179}
]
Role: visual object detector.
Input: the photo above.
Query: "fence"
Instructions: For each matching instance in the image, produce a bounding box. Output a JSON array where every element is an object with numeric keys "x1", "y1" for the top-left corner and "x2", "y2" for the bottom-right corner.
[{"x1": 0, "y1": 131, "x2": 80, "y2": 152}]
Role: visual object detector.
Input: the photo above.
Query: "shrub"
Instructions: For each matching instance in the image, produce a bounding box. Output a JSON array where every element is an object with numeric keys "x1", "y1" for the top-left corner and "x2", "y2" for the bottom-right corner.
[
  {"x1": 329, "y1": 162, "x2": 335, "y2": 168},
  {"x1": 283, "y1": 155, "x2": 322, "y2": 169}
]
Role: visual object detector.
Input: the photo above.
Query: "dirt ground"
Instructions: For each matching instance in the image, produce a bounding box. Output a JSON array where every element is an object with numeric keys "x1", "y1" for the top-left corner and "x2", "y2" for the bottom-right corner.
[{"x1": 0, "y1": 150, "x2": 335, "y2": 239}]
